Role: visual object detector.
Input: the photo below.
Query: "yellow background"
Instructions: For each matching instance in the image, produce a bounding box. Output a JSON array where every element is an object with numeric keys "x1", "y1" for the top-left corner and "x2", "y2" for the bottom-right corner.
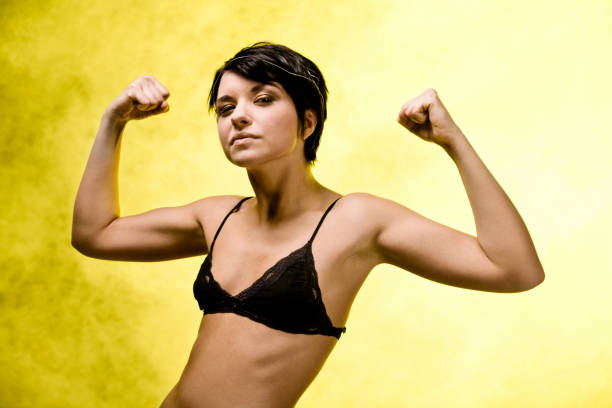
[{"x1": 2, "y1": 0, "x2": 611, "y2": 406}]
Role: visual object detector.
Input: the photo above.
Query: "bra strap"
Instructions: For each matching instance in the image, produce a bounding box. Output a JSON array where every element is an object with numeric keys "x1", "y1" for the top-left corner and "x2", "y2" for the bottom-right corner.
[
  {"x1": 307, "y1": 196, "x2": 342, "y2": 245},
  {"x1": 209, "y1": 196, "x2": 253, "y2": 254}
]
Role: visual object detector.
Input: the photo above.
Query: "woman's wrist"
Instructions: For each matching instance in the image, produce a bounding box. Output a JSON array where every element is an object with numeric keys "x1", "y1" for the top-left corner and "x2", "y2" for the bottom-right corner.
[
  {"x1": 102, "y1": 108, "x2": 129, "y2": 128},
  {"x1": 440, "y1": 129, "x2": 468, "y2": 159}
]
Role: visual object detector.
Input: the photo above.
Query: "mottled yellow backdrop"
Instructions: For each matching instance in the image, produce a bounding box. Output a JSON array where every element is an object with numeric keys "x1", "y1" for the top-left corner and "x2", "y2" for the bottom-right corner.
[{"x1": 2, "y1": 0, "x2": 611, "y2": 406}]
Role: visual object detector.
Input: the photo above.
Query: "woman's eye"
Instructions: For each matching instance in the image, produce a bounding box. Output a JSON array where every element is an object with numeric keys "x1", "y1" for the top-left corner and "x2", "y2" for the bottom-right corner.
[
  {"x1": 216, "y1": 97, "x2": 271, "y2": 116},
  {"x1": 218, "y1": 105, "x2": 234, "y2": 115},
  {"x1": 256, "y1": 96, "x2": 272, "y2": 104}
]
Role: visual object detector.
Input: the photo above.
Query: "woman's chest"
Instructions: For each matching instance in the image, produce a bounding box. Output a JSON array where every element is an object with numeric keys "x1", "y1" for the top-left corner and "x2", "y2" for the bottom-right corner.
[{"x1": 199, "y1": 202, "x2": 380, "y2": 328}]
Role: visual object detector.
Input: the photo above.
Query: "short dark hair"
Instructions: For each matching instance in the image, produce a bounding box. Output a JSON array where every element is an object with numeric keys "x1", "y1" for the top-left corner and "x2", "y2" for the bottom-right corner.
[{"x1": 208, "y1": 42, "x2": 329, "y2": 167}]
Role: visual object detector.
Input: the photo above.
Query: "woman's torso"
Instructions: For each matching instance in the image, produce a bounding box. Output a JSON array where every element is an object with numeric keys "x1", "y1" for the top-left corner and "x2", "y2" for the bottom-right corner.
[{"x1": 164, "y1": 192, "x2": 381, "y2": 408}]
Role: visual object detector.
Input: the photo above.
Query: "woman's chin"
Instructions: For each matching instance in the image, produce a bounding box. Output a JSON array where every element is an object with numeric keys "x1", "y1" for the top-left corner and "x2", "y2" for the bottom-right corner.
[
  {"x1": 225, "y1": 147, "x2": 296, "y2": 169},
  {"x1": 226, "y1": 151, "x2": 267, "y2": 168}
]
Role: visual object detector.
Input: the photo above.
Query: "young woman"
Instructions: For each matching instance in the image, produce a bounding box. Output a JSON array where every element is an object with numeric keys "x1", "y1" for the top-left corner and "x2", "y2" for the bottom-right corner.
[{"x1": 71, "y1": 42, "x2": 544, "y2": 408}]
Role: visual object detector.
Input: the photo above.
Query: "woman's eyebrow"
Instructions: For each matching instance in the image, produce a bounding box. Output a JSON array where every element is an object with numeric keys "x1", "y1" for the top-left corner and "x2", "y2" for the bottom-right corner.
[
  {"x1": 251, "y1": 83, "x2": 280, "y2": 93},
  {"x1": 216, "y1": 83, "x2": 280, "y2": 104}
]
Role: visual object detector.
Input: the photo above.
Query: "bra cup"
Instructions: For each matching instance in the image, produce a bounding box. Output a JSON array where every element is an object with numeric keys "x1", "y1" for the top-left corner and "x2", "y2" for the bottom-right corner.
[
  {"x1": 193, "y1": 257, "x2": 225, "y2": 312},
  {"x1": 243, "y1": 248, "x2": 326, "y2": 332}
]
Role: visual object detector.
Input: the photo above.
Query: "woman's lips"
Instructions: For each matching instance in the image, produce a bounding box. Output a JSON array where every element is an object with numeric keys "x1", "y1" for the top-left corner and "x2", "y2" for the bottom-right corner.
[
  {"x1": 231, "y1": 133, "x2": 258, "y2": 145},
  {"x1": 233, "y1": 137, "x2": 255, "y2": 146}
]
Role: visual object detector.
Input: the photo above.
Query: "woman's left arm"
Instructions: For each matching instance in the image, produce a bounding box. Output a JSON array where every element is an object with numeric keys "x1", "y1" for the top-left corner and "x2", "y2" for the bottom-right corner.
[{"x1": 370, "y1": 88, "x2": 544, "y2": 293}]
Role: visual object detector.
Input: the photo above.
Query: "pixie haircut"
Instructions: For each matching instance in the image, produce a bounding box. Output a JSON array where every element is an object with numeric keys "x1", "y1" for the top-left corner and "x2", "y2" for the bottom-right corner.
[{"x1": 208, "y1": 42, "x2": 329, "y2": 167}]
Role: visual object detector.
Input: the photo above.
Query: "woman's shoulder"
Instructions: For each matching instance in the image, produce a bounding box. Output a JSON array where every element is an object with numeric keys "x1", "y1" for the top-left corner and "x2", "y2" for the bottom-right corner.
[
  {"x1": 334, "y1": 192, "x2": 398, "y2": 228},
  {"x1": 189, "y1": 194, "x2": 249, "y2": 209},
  {"x1": 337, "y1": 192, "x2": 393, "y2": 212},
  {"x1": 328, "y1": 192, "x2": 409, "y2": 261},
  {"x1": 187, "y1": 194, "x2": 250, "y2": 224},
  {"x1": 336, "y1": 192, "x2": 416, "y2": 230}
]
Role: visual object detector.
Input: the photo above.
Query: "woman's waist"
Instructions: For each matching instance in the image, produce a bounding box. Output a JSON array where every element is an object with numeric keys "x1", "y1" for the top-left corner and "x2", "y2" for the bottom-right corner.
[
  {"x1": 192, "y1": 313, "x2": 336, "y2": 372},
  {"x1": 174, "y1": 314, "x2": 337, "y2": 407}
]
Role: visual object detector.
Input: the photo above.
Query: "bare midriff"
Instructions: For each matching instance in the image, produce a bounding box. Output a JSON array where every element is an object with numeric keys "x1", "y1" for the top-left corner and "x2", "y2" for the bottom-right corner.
[{"x1": 161, "y1": 312, "x2": 340, "y2": 408}]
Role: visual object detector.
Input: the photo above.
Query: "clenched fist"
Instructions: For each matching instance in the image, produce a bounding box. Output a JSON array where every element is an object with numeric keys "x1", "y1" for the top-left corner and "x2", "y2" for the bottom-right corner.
[
  {"x1": 105, "y1": 75, "x2": 171, "y2": 123},
  {"x1": 397, "y1": 88, "x2": 463, "y2": 148}
]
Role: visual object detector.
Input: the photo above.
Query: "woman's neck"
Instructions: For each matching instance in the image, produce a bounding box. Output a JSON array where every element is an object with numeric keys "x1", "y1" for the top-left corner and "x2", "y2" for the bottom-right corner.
[{"x1": 245, "y1": 163, "x2": 328, "y2": 225}]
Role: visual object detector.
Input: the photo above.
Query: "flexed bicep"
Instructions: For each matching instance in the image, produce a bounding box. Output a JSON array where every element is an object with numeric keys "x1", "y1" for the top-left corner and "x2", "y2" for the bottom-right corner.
[{"x1": 367, "y1": 194, "x2": 520, "y2": 293}]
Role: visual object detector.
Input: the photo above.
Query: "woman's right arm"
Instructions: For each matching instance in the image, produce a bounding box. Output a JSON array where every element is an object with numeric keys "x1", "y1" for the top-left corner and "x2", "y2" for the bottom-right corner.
[{"x1": 71, "y1": 76, "x2": 209, "y2": 262}]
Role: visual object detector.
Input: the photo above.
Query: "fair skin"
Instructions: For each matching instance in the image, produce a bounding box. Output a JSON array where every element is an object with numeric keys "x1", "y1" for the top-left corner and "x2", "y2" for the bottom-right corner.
[{"x1": 72, "y1": 71, "x2": 544, "y2": 407}]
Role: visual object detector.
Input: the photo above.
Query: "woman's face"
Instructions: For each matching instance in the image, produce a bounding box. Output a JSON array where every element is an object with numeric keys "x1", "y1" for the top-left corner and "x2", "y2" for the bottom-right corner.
[{"x1": 214, "y1": 71, "x2": 304, "y2": 168}]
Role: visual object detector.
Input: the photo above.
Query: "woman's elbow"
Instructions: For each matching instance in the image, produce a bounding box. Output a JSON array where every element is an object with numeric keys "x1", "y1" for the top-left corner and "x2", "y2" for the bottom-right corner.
[{"x1": 507, "y1": 268, "x2": 545, "y2": 292}]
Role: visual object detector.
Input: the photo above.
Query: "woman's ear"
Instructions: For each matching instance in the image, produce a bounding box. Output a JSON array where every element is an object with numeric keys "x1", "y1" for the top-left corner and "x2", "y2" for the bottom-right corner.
[{"x1": 302, "y1": 109, "x2": 317, "y2": 140}]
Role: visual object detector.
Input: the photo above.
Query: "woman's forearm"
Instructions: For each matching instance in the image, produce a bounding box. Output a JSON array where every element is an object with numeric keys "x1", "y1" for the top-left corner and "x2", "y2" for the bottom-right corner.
[
  {"x1": 444, "y1": 130, "x2": 544, "y2": 287},
  {"x1": 71, "y1": 111, "x2": 126, "y2": 246}
]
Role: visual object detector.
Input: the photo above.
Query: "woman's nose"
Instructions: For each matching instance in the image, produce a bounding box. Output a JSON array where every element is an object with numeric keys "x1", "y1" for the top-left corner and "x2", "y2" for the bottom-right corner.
[{"x1": 231, "y1": 104, "x2": 251, "y2": 129}]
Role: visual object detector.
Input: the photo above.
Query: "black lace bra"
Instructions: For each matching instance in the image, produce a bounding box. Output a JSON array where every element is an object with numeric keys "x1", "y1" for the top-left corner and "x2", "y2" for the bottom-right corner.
[{"x1": 193, "y1": 196, "x2": 346, "y2": 339}]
